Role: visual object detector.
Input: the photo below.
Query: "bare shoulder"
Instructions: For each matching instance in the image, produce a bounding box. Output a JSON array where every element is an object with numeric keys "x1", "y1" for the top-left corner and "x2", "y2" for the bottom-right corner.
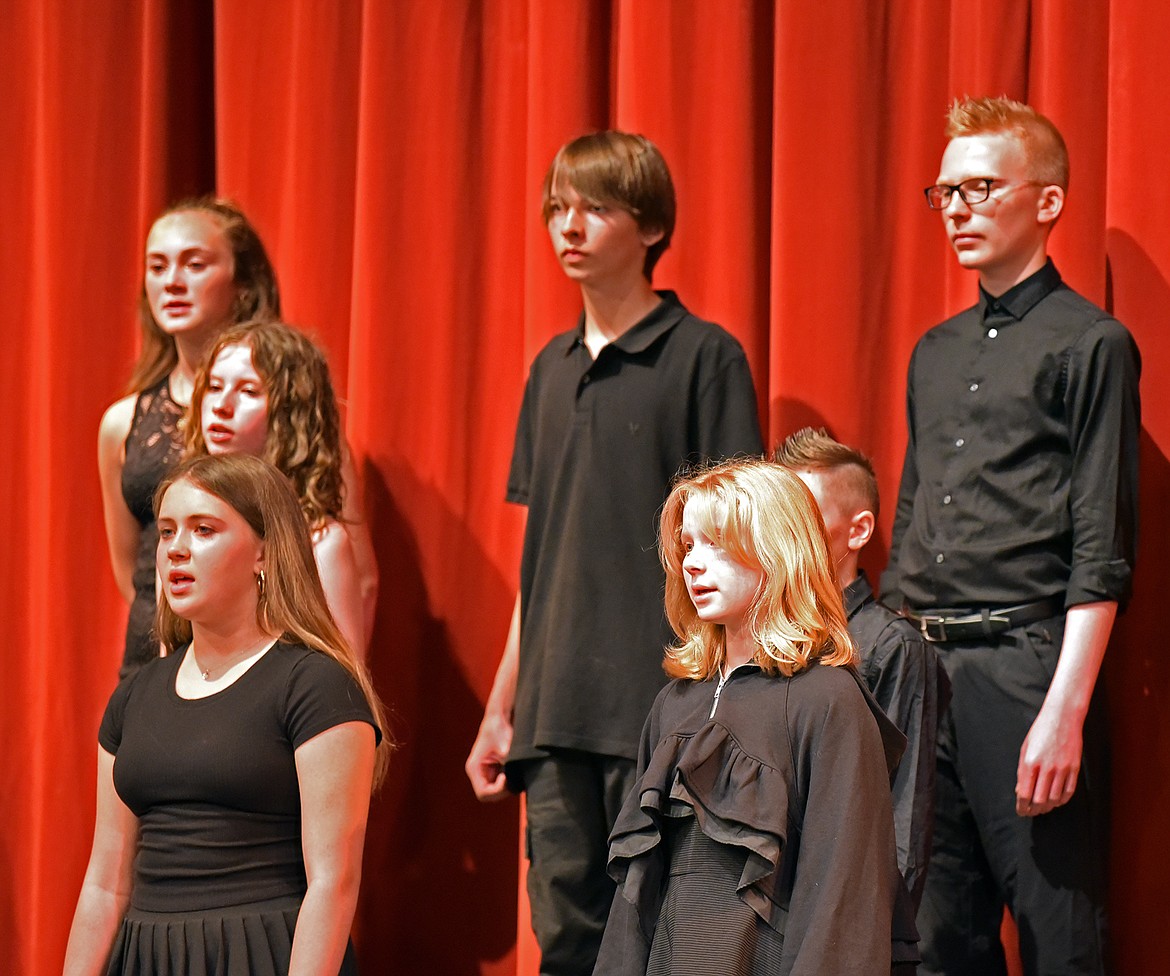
[
  {"x1": 312, "y1": 518, "x2": 356, "y2": 558},
  {"x1": 98, "y1": 394, "x2": 137, "y2": 456}
]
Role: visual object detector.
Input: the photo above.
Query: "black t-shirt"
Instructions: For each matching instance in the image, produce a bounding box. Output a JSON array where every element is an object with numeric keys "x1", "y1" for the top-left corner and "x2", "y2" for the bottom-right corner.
[
  {"x1": 506, "y1": 293, "x2": 763, "y2": 766},
  {"x1": 99, "y1": 643, "x2": 379, "y2": 912}
]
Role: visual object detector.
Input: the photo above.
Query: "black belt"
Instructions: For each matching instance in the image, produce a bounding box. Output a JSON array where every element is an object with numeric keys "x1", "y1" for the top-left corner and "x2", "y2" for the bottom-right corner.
[{"x1": 907, "y1": 597, "x2": 1064, "y2": 643}]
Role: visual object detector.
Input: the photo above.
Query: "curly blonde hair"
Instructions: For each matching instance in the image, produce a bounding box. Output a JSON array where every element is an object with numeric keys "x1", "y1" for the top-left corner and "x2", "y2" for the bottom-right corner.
[
  {"x1": 659, "y1": 459, "x2": 857, "y2": 680},
  {"x1": 184, "y1": 321, "x2": 344, "y2": 529}
]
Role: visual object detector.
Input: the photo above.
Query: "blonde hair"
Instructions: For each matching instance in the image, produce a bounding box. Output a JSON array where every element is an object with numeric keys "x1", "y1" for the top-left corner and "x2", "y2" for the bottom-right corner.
[
  {"x1": 184, "y1": 321, "x2": 344, "y2": 530},
  {"x1": 772, "y1": 426, "x2": 879, "y2": 519},
  {"x1": 154, "y1": 454, "x2": 391, "y2": 787},
  {"x1": 946, "y1": 96, "x2": 1069, "y2": 190},
  {"x1": 541, "y1": 131, "x2": 676, "y2": 279},
  {"x1": 659, "y1": 460, "x2": 856, "y2": 680}
]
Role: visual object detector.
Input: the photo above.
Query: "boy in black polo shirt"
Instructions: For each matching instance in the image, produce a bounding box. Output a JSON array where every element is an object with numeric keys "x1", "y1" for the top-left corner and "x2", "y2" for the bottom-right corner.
[{"x1": 465, "y1": 131, "x2": 762, "y2": 976}]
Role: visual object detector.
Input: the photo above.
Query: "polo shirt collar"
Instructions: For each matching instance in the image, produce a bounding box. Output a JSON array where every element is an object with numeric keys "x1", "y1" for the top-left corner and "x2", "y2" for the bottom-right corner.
[
  {"x1": 563, "y1": 290, "x2": 686, "y2": 356},
  {"x1": 979, "y1": 258, "x2": 1062, "y2": 321}
]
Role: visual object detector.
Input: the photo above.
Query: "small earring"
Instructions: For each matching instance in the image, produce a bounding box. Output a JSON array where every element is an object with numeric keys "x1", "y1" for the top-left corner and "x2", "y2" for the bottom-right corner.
[{"x1": 257, "y1": 569, "x2": 266, "y2": 596}]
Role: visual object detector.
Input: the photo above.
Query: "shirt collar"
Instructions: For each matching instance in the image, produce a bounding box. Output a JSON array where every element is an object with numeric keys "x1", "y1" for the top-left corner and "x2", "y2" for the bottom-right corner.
[
  {"x1": 979, "y1": 258, "x2": 1062, "y2": 321},
  {"x1": 562, "y1": 290, "x2": 687, "y2": 357},
  {"x1": 843, "y1": 569, "x2": 874, "y2": 619}
]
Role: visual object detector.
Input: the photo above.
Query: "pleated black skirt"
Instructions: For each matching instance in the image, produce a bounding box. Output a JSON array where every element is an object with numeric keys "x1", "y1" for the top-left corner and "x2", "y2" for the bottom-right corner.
[
  {"x1": 104, "y1": 894, "x2": 359, "y2": 976},
  {"x1": 647, "y1": 815, "x2": 786, "y2": 976}
]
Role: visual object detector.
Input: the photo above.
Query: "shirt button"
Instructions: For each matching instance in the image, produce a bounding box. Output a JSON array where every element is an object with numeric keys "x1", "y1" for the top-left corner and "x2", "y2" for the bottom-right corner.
[
  {"x1": 943, "y1": 494, "x2": 952, "y2": 504},
  {"x1": 936, "y1": 553, "x2": 945, "y2": 564},
  {"x1": 955, "y1": 437, "x2": 965, "y2": 448},
  {"x1": 969, "y1": 382, "x2": 979, "y2": 392},
  {"x1": 581, "y1": 375, "x2": 591, "y2": 385},
  {"x1": 987, "y1": 328, "x2": 998, "y2": 338}
]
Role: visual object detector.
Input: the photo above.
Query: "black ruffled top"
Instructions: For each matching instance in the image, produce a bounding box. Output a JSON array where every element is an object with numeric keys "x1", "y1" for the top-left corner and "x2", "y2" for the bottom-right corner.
[{"x1": 597, "y1": 662, "x2": 916, "y2": 976}]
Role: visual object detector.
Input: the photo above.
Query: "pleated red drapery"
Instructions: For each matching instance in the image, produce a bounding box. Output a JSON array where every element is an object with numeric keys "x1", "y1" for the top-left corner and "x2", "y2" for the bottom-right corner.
[{"x1": 2, "y1": 2, "x2": 1167, "y2": 974}]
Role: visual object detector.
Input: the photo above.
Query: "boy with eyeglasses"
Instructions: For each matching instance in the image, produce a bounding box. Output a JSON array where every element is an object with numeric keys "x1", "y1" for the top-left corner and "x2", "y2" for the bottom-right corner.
[
  {"x1": 464, "y1": 131, "x2": 762, "y2": 976},
  {"x1": 882, "y1": 96, "x2": 1140, "y2": 975}
]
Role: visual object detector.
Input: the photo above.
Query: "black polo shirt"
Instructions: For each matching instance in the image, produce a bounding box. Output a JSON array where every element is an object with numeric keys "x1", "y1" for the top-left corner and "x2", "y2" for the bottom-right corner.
[
  {"x1": 882, "y1": 260, "x2": 1140, "y2": 611},
  {"x1": 506, "y1": 292, "x2": 763, "y2": 765}
]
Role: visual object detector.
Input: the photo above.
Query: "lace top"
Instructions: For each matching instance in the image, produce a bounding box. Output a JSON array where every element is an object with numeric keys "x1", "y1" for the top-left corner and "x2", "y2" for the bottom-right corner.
[
  {"x1": 121, "y1": 378, "x2": 184, "y2": 524},
  {"x1": 118, "y1": 377, "x2": 184, "y2": 673}
]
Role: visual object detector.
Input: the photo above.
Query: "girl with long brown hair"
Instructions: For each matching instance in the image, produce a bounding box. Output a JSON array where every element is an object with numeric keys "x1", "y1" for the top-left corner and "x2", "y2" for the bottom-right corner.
[
  {"x1": 66, "y1": 453, "x2": 389, "y2": 975},
  {"x1": 98, "y1": 199, "x2": 377, "y2": 675}
]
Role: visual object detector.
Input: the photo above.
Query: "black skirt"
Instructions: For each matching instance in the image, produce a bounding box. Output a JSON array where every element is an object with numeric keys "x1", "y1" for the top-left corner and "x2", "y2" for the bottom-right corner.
[{"x1": 104, "y1": 894, "x2": 359, "y2": 976}]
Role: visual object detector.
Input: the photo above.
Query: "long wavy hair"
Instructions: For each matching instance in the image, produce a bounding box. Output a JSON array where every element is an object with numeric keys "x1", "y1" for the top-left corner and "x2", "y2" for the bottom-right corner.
[
  {"x1": 154, "y1": 454, "x2": 391, "y2": 786},
  {"x1": 127, "y1": 197, "x2": 282, "y2": 394},
  {"x1": 659, "y1": 459, "x2": 857, "y2": 680},
  {"x1": 184, "y1": 321, "x2": 344, "y2": 530}
]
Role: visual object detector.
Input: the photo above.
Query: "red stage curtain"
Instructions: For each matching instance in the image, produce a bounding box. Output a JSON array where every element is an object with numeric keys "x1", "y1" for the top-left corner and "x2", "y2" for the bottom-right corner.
[{"x1": 2, "y1": 2, "x2": 1167, "y2": 974}]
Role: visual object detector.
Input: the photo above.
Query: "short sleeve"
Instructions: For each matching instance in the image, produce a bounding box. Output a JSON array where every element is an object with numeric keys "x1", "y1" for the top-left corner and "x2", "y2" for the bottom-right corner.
[
  {"x1": 282, "y1": 652, "x2": 381, "y2": 749},
  {"x1": 505, "y1": 365, "x2": 538, "y2": 506},
  {"x1": 98, "y1": 669, "x2": 141, "y2": 755},
  {"x1": 694, "y1": 338, "x2": 763, "y2": 461}
]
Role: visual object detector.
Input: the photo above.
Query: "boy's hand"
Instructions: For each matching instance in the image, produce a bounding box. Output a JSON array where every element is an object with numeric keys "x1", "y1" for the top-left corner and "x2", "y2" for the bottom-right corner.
[{"x1": 465, "y1": 714, "x2": 513, "y2": 801}]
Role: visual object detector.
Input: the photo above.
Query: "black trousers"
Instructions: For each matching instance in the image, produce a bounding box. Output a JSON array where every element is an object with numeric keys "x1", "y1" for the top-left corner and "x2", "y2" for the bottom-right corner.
[
  {"x1": 521, "y1": 750, "x2": 638, "y2": 976},
  {"x1": 918, "y1": 615, "x2": 1110, "y2": 976}
]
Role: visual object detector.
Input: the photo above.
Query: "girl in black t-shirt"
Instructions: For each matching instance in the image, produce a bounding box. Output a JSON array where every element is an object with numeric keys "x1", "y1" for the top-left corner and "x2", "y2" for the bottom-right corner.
[{"x1": 65, "y1": 454, "x2": 390, "y2": 976}]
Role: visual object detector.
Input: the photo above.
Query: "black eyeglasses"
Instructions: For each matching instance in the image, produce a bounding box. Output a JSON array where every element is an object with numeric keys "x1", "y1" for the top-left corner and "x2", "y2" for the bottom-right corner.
[{"x1": 923, "y1": 177, "x2": 1043, "y2": 210}]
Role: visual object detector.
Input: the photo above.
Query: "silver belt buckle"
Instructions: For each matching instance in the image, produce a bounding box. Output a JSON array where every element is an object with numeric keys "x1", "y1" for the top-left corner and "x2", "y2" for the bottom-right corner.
[{"x1": 919, "y1": 614, "x2": 946, "y2": 642}]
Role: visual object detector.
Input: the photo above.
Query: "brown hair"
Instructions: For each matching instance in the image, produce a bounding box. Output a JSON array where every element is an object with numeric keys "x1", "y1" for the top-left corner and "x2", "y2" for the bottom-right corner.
[
  {"x1": 946, "y1": 96, "x2": 1069, "y2": 190},
  {"x1": 127, "y1": 197, "x2": 282, "y2": 394},
  {"x1": 541, "y1": 131, "x2": 676, "y2": 279},
  {"x1": 772, "y1": 426, "x2": 879, "y2": 519},
  {"x1": 184, "y1": 321, "x2": 344, "y2": 529},
  {"x1": 154, "y1": 454, "x2": 390, "y2": 786},
  {"x1": 659, "y1": 460, "x2": 856, "y2": 680}
]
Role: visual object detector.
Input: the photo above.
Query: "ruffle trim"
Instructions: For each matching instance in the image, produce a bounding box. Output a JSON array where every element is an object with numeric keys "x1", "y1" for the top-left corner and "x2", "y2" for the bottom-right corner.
[{"x1": 607, "y1": 722, "x2": 791, "y2": 940}]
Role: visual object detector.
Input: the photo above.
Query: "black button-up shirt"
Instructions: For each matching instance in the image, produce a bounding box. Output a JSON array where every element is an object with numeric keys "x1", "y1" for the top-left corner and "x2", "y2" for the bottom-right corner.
[{"x1": 882, "y1": 260, "x2": 1140, "y2": 611}]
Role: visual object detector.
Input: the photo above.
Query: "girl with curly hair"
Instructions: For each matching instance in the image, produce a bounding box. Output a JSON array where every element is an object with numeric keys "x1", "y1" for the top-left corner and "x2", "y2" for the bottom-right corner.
[{"x1": 184, "y1": 320, "x2": 371, "y2": 656}]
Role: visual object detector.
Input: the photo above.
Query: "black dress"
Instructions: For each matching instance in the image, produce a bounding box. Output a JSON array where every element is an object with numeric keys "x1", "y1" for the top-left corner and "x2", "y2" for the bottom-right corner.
[
  {"x1": 99, "y1": 643, "x2": 380, "y2": 975},
  {"x1": 119, "y1": 377, "x2": 184, "y2": 675}
]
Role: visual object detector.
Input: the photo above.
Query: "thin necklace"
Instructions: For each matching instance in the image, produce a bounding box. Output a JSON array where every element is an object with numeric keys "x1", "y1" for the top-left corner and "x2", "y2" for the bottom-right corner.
[{"x1": 193, "y1": 637, "x2": 275, "y2": 681}]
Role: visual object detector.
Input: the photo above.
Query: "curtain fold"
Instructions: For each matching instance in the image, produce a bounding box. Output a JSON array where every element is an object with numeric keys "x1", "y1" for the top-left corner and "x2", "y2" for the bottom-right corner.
[{"x1": 2, "y1": 2, "x2": 1166, "y2": 973}]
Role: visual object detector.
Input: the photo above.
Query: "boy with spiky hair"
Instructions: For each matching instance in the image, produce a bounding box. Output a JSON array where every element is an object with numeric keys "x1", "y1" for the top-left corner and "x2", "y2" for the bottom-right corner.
[{"x1": 775, "y1": 426, "x2": 947, "y2": 913}]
